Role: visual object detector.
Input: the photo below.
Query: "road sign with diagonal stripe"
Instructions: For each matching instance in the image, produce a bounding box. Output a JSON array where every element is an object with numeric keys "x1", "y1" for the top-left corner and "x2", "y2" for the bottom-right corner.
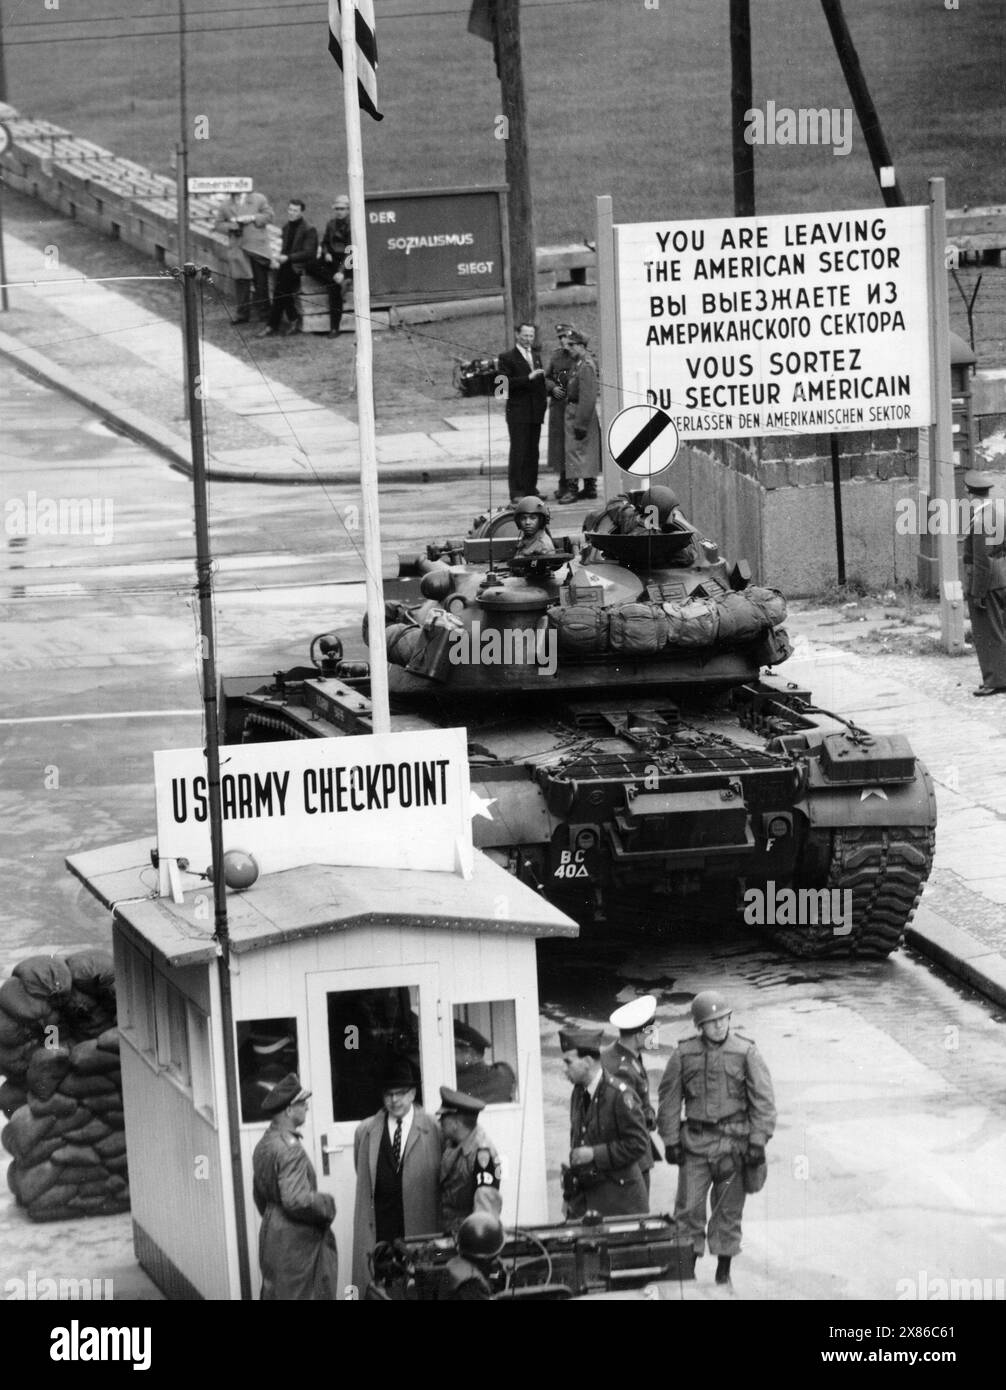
[{"x1": 607, "y1": 404, "x2": 680, "y2": 479}]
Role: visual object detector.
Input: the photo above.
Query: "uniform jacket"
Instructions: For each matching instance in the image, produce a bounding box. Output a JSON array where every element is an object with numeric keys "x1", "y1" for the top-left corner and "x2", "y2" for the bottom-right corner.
[
  {"x1": 320, "y1": 215, "x2": 352, "y2": 274},
  {"x1": 563, "y1": 354, "x2": 601, "y2": 479},
  {"x1": 963, "y1": 506, "x2": 1006, "y2": 602},
  {"x1": 457, "y1": 1057, "x2": 517, "y2": 1104},
  {"x1": 352, "y1": 1106, "x2": 442, "y2": 1293},
  {"x1": 498, "y1": 345, "x2": 547, "y2": 425},
  {"x1": 440, "y1": 1123, "x2": 503, "y2": 1233},
  {"x1": 657, "y1": 1031, "x2": 776, "y2": 1150},
  {"x1": 601, "y1": 1040, "x2": 660, "y2": 1170},
  {"x1": 213, "y1": 192, "x2": 274, "y2": 260},
  {"x1": 567, "y1": 1070, "x2": 649, "y2": 1217},
  {"x1": 252, "y1": 1122, "x2": 338, "y2": 1300}
]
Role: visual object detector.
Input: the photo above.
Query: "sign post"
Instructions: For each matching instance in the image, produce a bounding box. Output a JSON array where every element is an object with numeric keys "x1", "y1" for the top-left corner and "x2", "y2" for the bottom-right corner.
[{"x1": 0, "y1": 121, "x2": 10, "y2": 312}]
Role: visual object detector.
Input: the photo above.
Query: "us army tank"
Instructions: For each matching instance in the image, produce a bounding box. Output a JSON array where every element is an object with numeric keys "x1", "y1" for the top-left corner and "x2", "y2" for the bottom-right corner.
[{"x1": 220, "y1": 489, "x2": 936, "y2": 960}]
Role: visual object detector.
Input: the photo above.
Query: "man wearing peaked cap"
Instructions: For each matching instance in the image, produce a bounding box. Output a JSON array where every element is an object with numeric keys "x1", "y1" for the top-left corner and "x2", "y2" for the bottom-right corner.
[
  {"x1": 454, "y1": 1020, "x2": 517, "y2": 1104},
  {"x1": 546, "y1": 322, "x2": 577, "y2": 501},
  {"x1": 437, "y1": 1086, "x2": 503, "y2": 1233},
  {"x1": 602, "y1": 996, "x2": 662, "y2": 1195},
  {"x1": 963, "y1": 470, "x2": 1006, "y2": 695},
  {"x1": 560, "y1": 1026, "x2": 649, "y2": 1218},
  {"x1": 251, "y1": 1074, "x2": 338, "y2": 1299}
]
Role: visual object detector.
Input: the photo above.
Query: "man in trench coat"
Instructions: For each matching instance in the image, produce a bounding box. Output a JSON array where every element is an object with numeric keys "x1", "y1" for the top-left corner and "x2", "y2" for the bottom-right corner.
[
  {"x1": 251, "y1": 1073, "x2": 339, "y2": 1300},
  {"x1": 352, "y1": 1058, "x2": 442, "y2": 1294}
]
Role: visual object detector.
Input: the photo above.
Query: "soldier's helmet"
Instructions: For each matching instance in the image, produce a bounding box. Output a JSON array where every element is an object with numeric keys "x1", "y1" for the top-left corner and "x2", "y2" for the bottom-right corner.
[
  {"x1": 513, "y1": 495, "x2": 550, "y2": 524},
  {"x1": 457, "y1": 1211, "x2": 506, "y2": 1261},
  {"x1": 636, "y1": 485, "x2": 680, "y2": 528},
  {"x1": 691, "y1": 990, "x2": 732, "y2": 1026}
]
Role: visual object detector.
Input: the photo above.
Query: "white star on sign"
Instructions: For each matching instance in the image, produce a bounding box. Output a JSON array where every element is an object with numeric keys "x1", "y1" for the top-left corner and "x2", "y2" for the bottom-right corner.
[
  {"x1": 860, "y1": 787, "x2": 889, "y2": 800},
  {"x1": 470, "y1": 790, "x2": 497, "y2": 820}
]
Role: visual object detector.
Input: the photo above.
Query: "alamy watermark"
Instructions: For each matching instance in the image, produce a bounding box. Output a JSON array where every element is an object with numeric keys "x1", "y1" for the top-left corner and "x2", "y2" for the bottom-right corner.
[
  {"x1": 4, "y1": 490, "x2": 115, "y2": 545},
  {"x1": 5, "y1": 1271, "x2": 114, "y2": 1300},
  {"x1": 743, "y1": 883, "x2": 853, "y2": 936},
  {"x1": 447, "y1": 620, "x2": 557, "y2": 678},
  {"x1": 896, "y1": 1270, "x2": 1005, "y2": 1300},
  {"x1": 895, "y1": 492, "x2": 1005, "y2": 545},
  {"x1": 744, "y1": 101, "x2": 853, "y2": 157}
]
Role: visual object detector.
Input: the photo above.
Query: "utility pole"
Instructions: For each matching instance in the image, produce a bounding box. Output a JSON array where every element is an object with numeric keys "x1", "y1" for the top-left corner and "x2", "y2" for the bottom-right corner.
[
  {"x1": 0, "y1": 2, "x2": 8, "y2": 106},
  {"x1": 729, "y1": 0, "x2": 755, "y2": 217},
  {"x1": 820, "y1": 0, "x2": 905, "y2": 208},
  {"x1": 177, "y1": 0, "x2": 191, "y2": 419},
  {"x1": 176, "y1": 261, "x2": 252, "y2": 1299},
  {"x1": 496, "y1": 0, "x2": 537, "y2": 330}
]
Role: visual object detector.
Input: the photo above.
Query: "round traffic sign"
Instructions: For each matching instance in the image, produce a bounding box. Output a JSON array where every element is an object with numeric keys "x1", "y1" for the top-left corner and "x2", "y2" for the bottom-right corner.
[{"x1": 607, "y1": 404, "x2": 679, "y2": 478}]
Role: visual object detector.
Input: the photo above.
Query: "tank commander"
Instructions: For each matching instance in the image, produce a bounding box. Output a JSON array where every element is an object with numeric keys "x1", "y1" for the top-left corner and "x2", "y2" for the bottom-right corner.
[
  {"x1": 437, "y1": 1086, "x2": 503, "y2": 1233},
  {"x1": 454, "y1": 1020, "x2": 517, "y2": 1103},
  {"x1": 512, "y1": 496, "x2": 557, "y2": 557},
  {"x1": 442, "y1": 1212, "x2": 506, "y2": 1300},
  {"x1": 658, "y1": 991, "x2": 776, "y2": 1287}
]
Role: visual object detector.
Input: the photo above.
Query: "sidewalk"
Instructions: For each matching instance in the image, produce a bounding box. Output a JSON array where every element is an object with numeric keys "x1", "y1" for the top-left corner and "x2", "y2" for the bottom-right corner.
[{"x1": 0, "y1": 229, "x2": 508, "y2": 485}]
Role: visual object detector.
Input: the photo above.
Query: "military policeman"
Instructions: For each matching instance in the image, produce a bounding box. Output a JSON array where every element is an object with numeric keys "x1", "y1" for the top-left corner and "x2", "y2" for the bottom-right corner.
[
  {"x1": 437, "y1": 1086, "x2": 503, "y2": 1234},
  {"x1": 560, "y1": 1026, "x2": 649, "y2": 1218},
  {"x1": 601, "y1": 995, "x2": 661, "y2": 1196},
  {"x1": 658, "y1": 991, "x2": 776, "y2": 1287},
  {"x1": 454, "y1": 1020, "x2": 517, "y2": 1104},
  {"x1": 443, "y1": 1212, "x2": 506, "y2": 1301},
  {"x1": 963, "y1": 470, "x2": 1006, "y2": 696}
]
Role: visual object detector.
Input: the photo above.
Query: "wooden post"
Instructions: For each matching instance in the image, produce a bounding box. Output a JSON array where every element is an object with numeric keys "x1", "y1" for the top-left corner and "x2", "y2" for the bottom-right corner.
[
  {"x1": 729, "y1": 0, "x2": 755, "y2": 217},
  {"x1": 928, "y1": 178, "x2": 965, "y2": 654},
  {"x1": 820, "y1": 0, "x2": 905, "y2": 208},
  {"x1": 497, "y1": 0, "x2": 537, "y2": 330},
  {"x1": 596, "y1": 195, "x2": 621, "y2": 500},
  {"x1": 341, "y1": 0, "x2": 391, "y2": 733}
]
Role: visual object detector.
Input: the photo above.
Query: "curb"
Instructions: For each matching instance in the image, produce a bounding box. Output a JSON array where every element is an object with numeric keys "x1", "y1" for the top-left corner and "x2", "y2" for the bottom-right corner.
[
  {"x1": 906, "y1": 908, "x2": 1006, "y2": 1010},
  {"x1": 0, "y1": 329, "x2": 493, "y2": 486}
]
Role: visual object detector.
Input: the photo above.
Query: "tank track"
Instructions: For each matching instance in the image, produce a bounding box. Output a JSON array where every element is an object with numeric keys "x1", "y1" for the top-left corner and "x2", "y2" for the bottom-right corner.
[{"x1": 770, "y1": 825, "x2": 935, "y2": 959}]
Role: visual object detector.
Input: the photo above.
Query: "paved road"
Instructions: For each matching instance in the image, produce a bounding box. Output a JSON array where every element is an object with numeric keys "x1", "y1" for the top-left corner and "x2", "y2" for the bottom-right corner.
[{"x1": 2, "y1": 363, "x2": 1006, "y2": 1306}]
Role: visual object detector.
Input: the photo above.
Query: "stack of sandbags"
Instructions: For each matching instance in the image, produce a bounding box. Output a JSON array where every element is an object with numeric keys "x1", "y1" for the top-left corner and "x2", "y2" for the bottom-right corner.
[{"x1": 0, "y1": 951, "x2": 128, "y2": 1222}]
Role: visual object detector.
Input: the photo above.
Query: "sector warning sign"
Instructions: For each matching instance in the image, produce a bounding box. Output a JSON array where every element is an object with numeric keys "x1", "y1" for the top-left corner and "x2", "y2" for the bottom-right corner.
[{"x1": 614, "y1": 206, "x2": 931, "y2": 441}]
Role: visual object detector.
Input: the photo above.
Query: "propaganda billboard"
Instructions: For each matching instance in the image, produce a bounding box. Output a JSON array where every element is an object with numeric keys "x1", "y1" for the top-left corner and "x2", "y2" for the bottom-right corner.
[{"x1": 365, "y1": 186, "x2": 505, "y2": 302}]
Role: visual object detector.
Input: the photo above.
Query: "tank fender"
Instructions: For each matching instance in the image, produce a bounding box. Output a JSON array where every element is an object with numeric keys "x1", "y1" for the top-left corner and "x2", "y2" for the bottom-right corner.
[
  {"x1": 801, "y1": 763, "x2": 937, "y2": 829},
  {"x1": 470, "y1": 776, "x2": 556, "y2": 849}
]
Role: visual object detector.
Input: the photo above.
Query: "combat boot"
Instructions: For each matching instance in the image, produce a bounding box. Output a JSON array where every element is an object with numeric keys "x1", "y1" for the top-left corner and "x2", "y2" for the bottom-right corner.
[
  {"x1": 715, "y1": 1256, "x2": 732, "y2": 1286},
  {"x1": 581, "y1": 480, "x2": 598, "y2": 500}
]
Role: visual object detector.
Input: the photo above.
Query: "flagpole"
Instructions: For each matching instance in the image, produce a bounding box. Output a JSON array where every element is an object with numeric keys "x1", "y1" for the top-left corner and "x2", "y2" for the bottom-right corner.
[{"x1": 340, "y1": 0, "x2": 390, "y2": 734}]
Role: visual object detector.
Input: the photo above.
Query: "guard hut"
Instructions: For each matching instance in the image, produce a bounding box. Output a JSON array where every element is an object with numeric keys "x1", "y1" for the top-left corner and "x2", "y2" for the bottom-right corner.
[{"x1": 65, "y1": 728, "x2": 577, "y2": 1301}]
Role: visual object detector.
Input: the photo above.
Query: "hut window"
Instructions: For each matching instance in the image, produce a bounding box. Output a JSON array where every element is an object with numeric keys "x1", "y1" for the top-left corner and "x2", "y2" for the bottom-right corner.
[
  {"x1": 452, "y1": 1001, "x2": 519, "y2": 1103},
  {"x1": 236, "y1": 1019, "x2": 299, "y2": 1123},
  {"x1": 188, "y1": 1005, "x2": 215, "y2": 1124},
  {"x1": 326, "y1": 986, "x2": 422, "y2": 1120},
  {"x1": 154, "y1": 971, "x2": 191, "y2": 1090},
  {"x1": 120, "y1": 947, "x2": 155, "y2": 1061}
]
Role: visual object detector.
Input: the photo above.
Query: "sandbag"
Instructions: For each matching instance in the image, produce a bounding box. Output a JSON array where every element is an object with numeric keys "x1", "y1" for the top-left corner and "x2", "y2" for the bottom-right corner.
[
  {"x1": 0, "y1": 1080, "x2": 27, "y2": 1116},
  {"x1": 746, "y1": 585, "x2": 788, "y2": 627},
  {"x1": 105, "y1": 1154, "x2": 128, "y2": 1175},
  {"x1": 14, "y1": 956, "x2": 73, "y2": 1002},
  {"x1": 51, "y1": 1143, "x2": 102, "y2": 1168},
  {"x1": 1, "y1": 1105, "x2": 56, "y2": 1157},
  {"x1": 62, "y1": 1118, "x2": 112, "y2": 1146},
  {"x1": 0, "y1": 1011, "x2": 33, "y2": 1047},
  {"x1": 608, "y1": 602, "x2": 669, "y2": 654},
  {"x1": 0, "y1": 1038, "x2": 42, "y2": 1079},
  {"x1": 63, "y1": 950, "x2": 115, "y2": 999},
  {"x1": 59, "y1": 1071, "x2": 119, "y2": 1099},
  {"x1": 14, "y1": 1160, "x2": 61, "y2": 1205},
  {"x1": 48, "y1": 1108, "x2": 96, "y2": 1138},
  {"x1": 69, "y1": 1039, "x2": 121, "y2": 1076},
  {"x1": 62, "y1": 992, "x2": 115, "y2": 1040},
  {"x1": 81, "y1": 1094, "x2": 124, "y2": 1118},
  {"x1": 663, "y1": 597, "x2": 719, "y2": 647},
  {"x1": 75, "y1": 1177, "x2": 119, "y2": 1198},
  {"x1": 26, "y1": 1045, "x2": 73, "y2": 1100},
  {"x1": 28, "y1": 1090, "x2": 78, "y2": 1119},
  {"x1": 0, "y1": 978, "x2": 56, "y2": 1025},
  {"x1": 28, "y1": 1184, "x2": 79, "y2": 1215},
  {"x1": 95, "y1": 1028, "x2": 120, "y2": 1056},
  {"x1": 68, "y1": 1194, "x2": 129, "y2": 1215},
  {"x1": 550, "y1": 604, "x2": 611, "y2": 653},
  {"x1": 715, "y1": 591, "x2": 767, "y2": 645},
  {"x1": 11, "y1": 1136, "x2": 63, "y2": 1170},
  {"x1": 46, "y1": 1164, "x2": 104, "y2": 1185},
  {"x1": 94, "y1": 1131, "x2": 127, "y2": 1160},
  {"x1": 107, "y1": 1174, "x2": 128, "y2": 1195}
]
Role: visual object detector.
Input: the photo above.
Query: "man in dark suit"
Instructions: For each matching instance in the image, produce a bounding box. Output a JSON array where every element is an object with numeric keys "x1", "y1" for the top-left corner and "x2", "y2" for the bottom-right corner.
[
  {"x1": 601, "y1": 996, "x2": 662, "y2": 1196},
  {"x1": 560, "y1": 1026, "x2": 649, "y2": 1218},
  {"x1": 259, "y1": 198, "x2": 318, "y2": 337},
  {"x1": 497, "y1": 322, "x2": 548, "y2": 503}
]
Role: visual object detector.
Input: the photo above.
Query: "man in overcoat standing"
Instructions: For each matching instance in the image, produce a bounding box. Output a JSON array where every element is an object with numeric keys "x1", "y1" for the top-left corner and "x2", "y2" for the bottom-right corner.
[
  {"x1": 560, "y1": 1026, "x2": 649, "y2": 1219},
  {"x1": 601, "y1": 995, "x2": 662, "y2": 1197},
  {"x1": 497, "y1": 322, "x2": 548, "y2": 503},
  {"x1": 352, "y1": 1058, "x2": 441, "y2": 1294},
  {"x1": 251, "y1": 1074, "x2": 339, "y2": 1300}
]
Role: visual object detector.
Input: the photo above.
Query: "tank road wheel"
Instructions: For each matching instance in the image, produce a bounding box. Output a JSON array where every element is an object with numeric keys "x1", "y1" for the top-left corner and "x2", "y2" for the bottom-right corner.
[{"x1": 772, "y1": 826, "x2": 935, "y2": 960}]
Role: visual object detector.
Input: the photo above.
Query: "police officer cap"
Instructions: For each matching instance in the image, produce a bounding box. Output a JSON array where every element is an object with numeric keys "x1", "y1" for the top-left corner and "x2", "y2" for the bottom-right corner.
[
  {"x1": 437, "y1": 1085, "x2": 486, "y2": 1118},
  {"x1": 249, "y1": 1030, "x2": 294, "y2": 1055},
  {"x1": 609, "y1": 995, "x2": 657, "y2": 1031},
  {"x1": 382, "y1": 1056, "x2": 417, "y2": 1091},
  {"x1": 454, "y1": 1020, "x2": 491, "y2": 1051},
  {"x1": 566, "y1": 330, "x2": 588, "y2": 346},
  {"x1": 559, "y1": 1026, "x2": 605, "y2": 1056},
  {"x1": 964, "y1": 470, "x2": 997, "y2": 493},
  {"x1": 555, "y1": 321, "x2": 575, "y2": 335},
  {"x1": 260, "y1": 1072, "x2": 311, "y2": 1115}
]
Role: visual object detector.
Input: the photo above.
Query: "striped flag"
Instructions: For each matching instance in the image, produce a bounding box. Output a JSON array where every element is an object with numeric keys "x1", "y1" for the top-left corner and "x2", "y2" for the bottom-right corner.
[{"x1": 328, "y1": 0, "x2": 383, "y2": 122}]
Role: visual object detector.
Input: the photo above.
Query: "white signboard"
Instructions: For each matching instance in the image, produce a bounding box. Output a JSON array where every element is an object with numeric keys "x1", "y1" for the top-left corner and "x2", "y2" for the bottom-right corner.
[
  {"x1": 187, "y1": 176, "x2": 253, "y2": 194},
  {"x1": 615, "y1": 206, "x2": 931, "y2": 440},
  {"x1": 153, "y1": 729, "x2": 473, "y2": 879}
]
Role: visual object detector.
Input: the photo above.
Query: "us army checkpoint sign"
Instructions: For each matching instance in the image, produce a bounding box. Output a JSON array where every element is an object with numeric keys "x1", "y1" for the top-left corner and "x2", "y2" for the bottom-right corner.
[
  {"x1": 614, "y1": 205, "x2": 931, "y2": 441},
  {"x1": 153, "y1": 728, "x2": 474, "y2": 879}
]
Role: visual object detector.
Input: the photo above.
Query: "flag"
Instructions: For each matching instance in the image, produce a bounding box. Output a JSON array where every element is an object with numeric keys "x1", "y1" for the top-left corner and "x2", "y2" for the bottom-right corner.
[
  {"x1": 468, "y1": 0, "x2": 501, "y2": 77},
  {"x1": 328, "y1": 0, "x2": 383, "y2": 122}
]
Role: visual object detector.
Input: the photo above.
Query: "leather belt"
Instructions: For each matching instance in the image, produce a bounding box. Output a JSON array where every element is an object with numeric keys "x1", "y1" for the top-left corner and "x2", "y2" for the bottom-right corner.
[{"x1": 687, "y1": 1115, "x2": 744, "y2": 1132}]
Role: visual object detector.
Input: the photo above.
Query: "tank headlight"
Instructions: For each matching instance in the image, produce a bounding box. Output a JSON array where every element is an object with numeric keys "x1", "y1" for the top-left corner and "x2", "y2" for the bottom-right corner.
[
  {"x1": 574, "y1": 827, "x2": 599, "y2": 852},
  {"x1": 767, "y1": 815, "x2": 791, "y2": 839}
]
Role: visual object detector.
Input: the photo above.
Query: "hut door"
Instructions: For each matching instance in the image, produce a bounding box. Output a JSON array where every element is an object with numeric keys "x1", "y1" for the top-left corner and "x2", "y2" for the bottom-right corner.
[{"x1": 305, "y1": 963, "x2": 441, "y2": 1299}]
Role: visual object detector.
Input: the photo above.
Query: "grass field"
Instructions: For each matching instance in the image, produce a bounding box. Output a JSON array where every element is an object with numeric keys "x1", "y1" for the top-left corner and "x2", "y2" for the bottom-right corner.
[{"x1": 4, "y1": 0, "x2": 1004, "y2": 245}]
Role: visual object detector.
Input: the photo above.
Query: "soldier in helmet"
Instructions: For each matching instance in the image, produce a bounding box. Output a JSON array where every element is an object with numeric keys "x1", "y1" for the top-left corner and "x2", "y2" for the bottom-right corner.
[
  {"x1": 512, "y1": 496, "x2": 556, "y2": 557},
  {"x1": 443, "y1": 1212, "x2": 506, "y2": 1300},
  {"x1": 657, "y1": 992, "x2": 775, "y2": 1287}
]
